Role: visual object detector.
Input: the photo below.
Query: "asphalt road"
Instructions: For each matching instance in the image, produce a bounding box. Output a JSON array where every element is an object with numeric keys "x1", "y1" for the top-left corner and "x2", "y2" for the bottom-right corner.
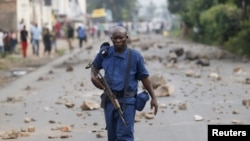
[{"x1": 0, "y1": 34, "x2": 249, "y2": 141}]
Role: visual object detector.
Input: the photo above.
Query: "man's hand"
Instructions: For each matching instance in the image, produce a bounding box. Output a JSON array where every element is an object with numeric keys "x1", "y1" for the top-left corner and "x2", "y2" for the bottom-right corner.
[
  {"x1": 91, "y1": 75, "x2": 105, "y2": 90},
  {"x1": 150, "y1": 97, "x2": 158, "y2": 115}
]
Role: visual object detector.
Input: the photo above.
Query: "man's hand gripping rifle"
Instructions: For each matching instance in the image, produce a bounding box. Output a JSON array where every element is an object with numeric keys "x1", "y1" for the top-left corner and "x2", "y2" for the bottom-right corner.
[{"x1": 86, "y1": 62, "x2": 127, "y2": 126}]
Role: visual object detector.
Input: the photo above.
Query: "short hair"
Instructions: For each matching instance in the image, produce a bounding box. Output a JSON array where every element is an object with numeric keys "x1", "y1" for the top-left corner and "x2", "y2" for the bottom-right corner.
[{"x1": 111, "y1": 26, "x2": 127, "y2": 36}]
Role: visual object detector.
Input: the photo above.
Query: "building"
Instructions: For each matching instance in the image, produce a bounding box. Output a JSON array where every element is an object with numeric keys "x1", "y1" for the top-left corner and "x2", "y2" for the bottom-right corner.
[
  {"x1": 0, "y1": 0, "x2": 87, "y2": 32},
  {"x1": 0, "y1": 0, "x2": 17, "y2": 31}
]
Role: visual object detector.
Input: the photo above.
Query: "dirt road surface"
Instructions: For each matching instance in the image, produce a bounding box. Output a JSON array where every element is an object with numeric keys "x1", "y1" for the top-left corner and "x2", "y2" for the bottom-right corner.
[{"x1": 0, "y1": 34, "x2": 249, "y2": 141}]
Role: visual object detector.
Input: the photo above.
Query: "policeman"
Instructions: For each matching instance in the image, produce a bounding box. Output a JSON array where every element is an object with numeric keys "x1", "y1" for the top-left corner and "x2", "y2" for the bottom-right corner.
[{"x1": 90, "y1": 25, "x2": 158, "y2": 141}]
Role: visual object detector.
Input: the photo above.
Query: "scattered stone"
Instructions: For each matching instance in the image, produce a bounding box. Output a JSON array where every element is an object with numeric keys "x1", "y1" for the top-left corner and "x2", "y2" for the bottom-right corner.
[
  {"x1": 136, "y1": 112, "x2": 146, "y2": 120},
  {"x1": 216, "y1": 50, "x2": 227, "y2": 59},
  {"x1": 24, "y1": 86, "x2": 31, "y2": 91},
  {"x1": 232, "y1": 110, "x2": 239, "y2": 114},
  {"x1": 178, "y1": 103, "x2": 187, "y2": 110},
  {"x1": 185, "y1": 70, "x2": 201, "y2": 78},
  {"x1": 55, "y1": 100, "x2": 64, "y2": 105},
  {"x1": 44, "y1": 107, "x2": 51, "y2": 111},
  {"x1": 173, "y1": 110, "x2": 178, "y2": 113},
  {"x1": 171, "y1": 47, "x2": 184, "y2": 57},
  {"x1": 65, "y1": 102, "x2": 75, "y2": 108},
  {"x1": 196, "y1": 58, "x2": 210, "y2": 67},
  {"x1": 233, "y1": 67, "x2": 242, "y2": 74},
  {"x1": 208, "y1": 72, "x2": 221, "y2": 81},
  {"x1": 19, "y1": 132, "x2": 30, "y2": 137},
  {"x1": 24, "y1": 117, "x2": 31, "y2": 123},
  {"x1": 37, "y1": 77, "x2": 44, "y2": 81},
  {"x1": 66, "y1": 66, "x2": 74, "y2": 72},
  {"x1": 159, "y1": 103, "x2": 167, "y2": 108},
  {"x1": 6, "y1": 97, "x2": 14, "y2": 102},
  {"x1": 60, "y1": 126, "x2": 72, "y2": 132},
  {"x1": 231, "y1": 119, "x2": 243, "y2": 124},
  {"x1": 48, "y1": 70, "x2": 54, "y2": 74},
  {"x1": 51, "y1": 127, "x2": 60, "y2": 131},
  {"x1": 245, "y1": 78, "x2": 250, "y2": 84},
  {"x1": 49, "y1": 120, "x2": 56, "y2": 124},
  {"x1": 48, "y1": 135, "x2": 58, "y2": 139},
  {"x1": 145, "y1": 112, "x2": 154, "y2": 119},
  {"x1": 80, "y1": 100, "x2": 100, "y2": 110},
  {"x1": 134, "y1": 116, "x2": 142, "y2": 122},
  {"x1": 80, "y1": 82, "x2": 84, "y2": 87},
  {"x1": 185, "y1": 51, "x2": 199, "y2": 60},
  {"x1": 92, "y1": 130, "x2": 97, "y2": 133},
  {"x1": 194, "y1": 114, "x2": 203, "y2": 121},
  {"x1": 60, "y1": 135, "x2": 70, "y2": 139},
  {"x1": 76, "y1": 112, "x2": 82, "y2": 117},
  {"x1": 242, "y1": 99, "x2": 250, "y2": 106},
  {"x1": 27, "y1": 126, "x2": 35, "y2": 132},
  {"x1": 96, "y1": 132, "x2": 106, "y2": 138},
  {"x1": 20, "y1": 128, "x2": 26, "y2": 132},
  {"x1": 155, "y1": 83, "x2": 174, "y2": 97},
  {"x1": 1, "y1": 130, "x2": 19, "y2": 139},
  {"x1": 167, "y1": 51, "x2": 178, "y2": 63},
  {"x1": 149, "y1": 74, "x2": 166, "y2": 89}
]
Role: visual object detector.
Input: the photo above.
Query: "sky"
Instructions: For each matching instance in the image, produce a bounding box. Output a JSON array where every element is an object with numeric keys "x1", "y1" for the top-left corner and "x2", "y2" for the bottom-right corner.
[
  {"x1": 137, "y1": 0, "x2": 169, "y2": 19},
  {"x1": 138, "y1": 0, "x2": 167, "y2": 7}
]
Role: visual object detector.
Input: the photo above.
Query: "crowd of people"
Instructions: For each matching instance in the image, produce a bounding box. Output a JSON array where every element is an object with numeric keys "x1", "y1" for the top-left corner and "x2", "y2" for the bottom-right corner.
[
  {"x1": 0, "y1": 20, "x2": 116, "y2": 58},
  {"x1": 0, "y1": 19, "x2": 166, "y2": 59},
  {"x1": 0, "y1": 29, "x2": 18, "y2": 56}
]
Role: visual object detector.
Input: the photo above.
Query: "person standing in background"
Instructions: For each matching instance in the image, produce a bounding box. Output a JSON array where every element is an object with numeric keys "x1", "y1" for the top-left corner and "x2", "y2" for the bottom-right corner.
[
  {"x1": 20, "y1": 25, "x2": 28, "y2": 58},
  {"x1": 30, "y1": 23, "x2": 42, "y2": 56},
  {"x1": 54, "y1": 21, "x2": 61, "y2": 38},
  {"x1": 76, "y1": 25, "x2": 87, "y2": 48},
  {"x1": 51, "y1": 26, "x2": 58, "y2": 53},
  {"x1": 0, "y1": 29, "x2": 5, "y2": 55},
  {"x1": 3, "y1": 31, "x2": 11, "y2": 53},
  {"x1": 9, "y1": 30, "x2": 18, "y2": 54},
  {"x1": 66, "y1": 22, "x2": 74, "y2": 51},
  {"x1": 42, "y1": 28, "x2": 52, "y2": 57}
]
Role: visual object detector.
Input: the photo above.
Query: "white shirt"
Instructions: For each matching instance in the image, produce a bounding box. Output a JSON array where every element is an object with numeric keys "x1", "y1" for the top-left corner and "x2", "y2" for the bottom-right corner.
[{"x1": 0, "y1": 32, "x2": 5, "y2": 46}]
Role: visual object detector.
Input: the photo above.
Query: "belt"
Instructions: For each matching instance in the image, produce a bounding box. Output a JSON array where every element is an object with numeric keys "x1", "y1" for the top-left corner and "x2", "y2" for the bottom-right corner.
[{"x1": 112, "y1": 91, "x2": 136, "y2": 98}]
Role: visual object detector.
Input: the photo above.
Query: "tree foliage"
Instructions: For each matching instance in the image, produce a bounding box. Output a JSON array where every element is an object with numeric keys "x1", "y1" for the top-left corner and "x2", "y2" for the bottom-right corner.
[
  {"x1": 200, "y1": 4, "x2": 240, "y2": 44},
  {"x1": 168, "y1": 0, "x2": 250, "y2": 57}
]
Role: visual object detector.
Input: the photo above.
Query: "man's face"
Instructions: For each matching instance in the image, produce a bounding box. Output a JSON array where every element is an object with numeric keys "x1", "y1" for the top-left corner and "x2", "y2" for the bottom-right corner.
[{"x1": 111, "y1": 32, "x2": 128, "y2": 49}]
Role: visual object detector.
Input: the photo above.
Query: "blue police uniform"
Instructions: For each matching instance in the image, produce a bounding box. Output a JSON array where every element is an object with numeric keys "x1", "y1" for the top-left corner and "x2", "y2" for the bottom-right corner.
[{"x1": 93, "y1": 45, "x2": 149, "y2": 141}]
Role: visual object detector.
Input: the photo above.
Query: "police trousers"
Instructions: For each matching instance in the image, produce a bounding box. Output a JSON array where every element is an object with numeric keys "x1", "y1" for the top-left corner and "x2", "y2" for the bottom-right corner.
[{"x1": 104, "y1": 97, "x2": 136, "y2": 141}]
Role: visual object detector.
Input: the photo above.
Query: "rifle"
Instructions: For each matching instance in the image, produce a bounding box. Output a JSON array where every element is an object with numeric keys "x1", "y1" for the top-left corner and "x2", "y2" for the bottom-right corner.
[{"x1": 86, "y1": 62, "x2": 127, "y2": 126}]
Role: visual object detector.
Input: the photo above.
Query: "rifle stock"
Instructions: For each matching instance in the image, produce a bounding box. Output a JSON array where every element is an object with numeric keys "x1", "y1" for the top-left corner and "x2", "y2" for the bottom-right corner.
[{"x1": 86, "y1": 62, "x2": 127, "y2": 126}]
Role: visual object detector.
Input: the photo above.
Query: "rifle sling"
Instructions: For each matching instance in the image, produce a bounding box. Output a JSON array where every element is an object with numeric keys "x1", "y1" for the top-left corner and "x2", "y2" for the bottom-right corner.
[{"x1": 122, "y1": 48, "x2": 132, "y2": 109}]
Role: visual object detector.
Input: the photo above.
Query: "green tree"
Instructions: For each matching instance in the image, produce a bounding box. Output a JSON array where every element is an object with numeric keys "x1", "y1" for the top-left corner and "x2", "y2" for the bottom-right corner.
[
  {"x1": 168, "y1": 0, "x2": 250, "y2": 56},
  {"x1": 200, "y1": 4, "x2": 240, "y2": 44}
]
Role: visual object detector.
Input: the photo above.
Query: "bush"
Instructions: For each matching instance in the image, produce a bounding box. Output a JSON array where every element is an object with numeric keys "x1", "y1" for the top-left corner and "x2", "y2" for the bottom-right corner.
[
  {"x1": 199, "y1": 4, "x2": 240, "y2": 45},
  {"x1": 224, "y1": 21, "x2": 250, "y2": 57}
]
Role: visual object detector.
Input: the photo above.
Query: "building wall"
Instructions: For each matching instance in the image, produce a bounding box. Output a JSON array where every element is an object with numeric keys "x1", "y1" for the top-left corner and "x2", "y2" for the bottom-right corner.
[
  {"x1": 52, "y1": 0, "x2": 87, "y2": 24},
  {"x1": 0, "y1": 0, "x2": 87, "y2": 32},
  {"x1": 0, "y1": 1, "x2": 17, "y2": 31},
  {"x1": 16, "y1": 0, "x2": 31, "y2": 31}
]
